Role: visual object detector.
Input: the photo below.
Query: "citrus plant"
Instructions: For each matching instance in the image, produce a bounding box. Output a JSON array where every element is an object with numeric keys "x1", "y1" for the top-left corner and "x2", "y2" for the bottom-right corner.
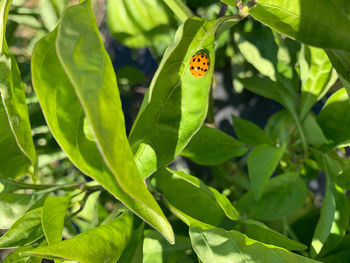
[{"x1": 1, "y1": 0, "x2": 350, "y2": 262}]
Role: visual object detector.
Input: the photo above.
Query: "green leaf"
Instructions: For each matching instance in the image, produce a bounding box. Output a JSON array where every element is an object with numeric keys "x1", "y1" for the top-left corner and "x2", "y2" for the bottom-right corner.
[
  {"x1": 118, "y1": 218, "x2": 144, "y2": 263},
  {"x1": 325, "y1": 157, "x2": 350, "y2": 190},
  {"x1": 190, "y1": 227, "x2": 320, "y2": 263},
  {"x1": 42, "y1": 196, "x2": 69, "y2": 245},
  {"x1": 235, "y1": 27, "x2": 278, "y2": 81},
  {"x1": 299, "y1": 45, "x2": 337, "y2": 119},
  {"x1": 31, "y1": 1, "x2": 173, "y2": 243},
  {"x1": 107, "y1": 0, "x2": 174, "y2": 48},
  {"x1": 0, "y1": 0, "x2": 36, "y2": 179},
  {"x1": 2, "y1": 243, "x2": 44, "y2": 263},
  {"x1": 181, "y1": 125, "x2": 247, "y2": 165},
  {"x1": 163, "y1": 0, "x2": 193, "y2": 22},
  {"x1": 265, "y1": 110, "x2": 294, "y2": 145},
  {"x1": 232, "y1": 115, "x2": 273, "y2": 145},
  {"x1": 0, "y1": 207, "x2": 43, "y2": 249},
  {"x1": 317, "y1": 88, "x2": 350, "y2": 146},
  {"x1": 72, "y1": 191, "x2": 100, "y2": 232},
  {"x1": 326, "y1": 49, "x2": 350, "y2": 92},
  {"x1": 248, "y1": 0, "x2": 350, "y2": 52},
  {"x1": 0, "y1": 192, "x2": 46, "y2": 229},
  {"x1": 237, "y1": 75, "x2": 295, "y2": 110},
  {"x1": 236, "y1": 173, "x2": 308, "y2": 220},
  {"x1": 310, "y1": 157, "x2": 350, "y2": 258},
  {"x1": 129, "y1": 17, "x2": 232, "y2": 179},
  {"x1": 302, "y1": 114, "x2": 328, "y2": 146},
  {"x1": 154, "y1": 168, "x2": 240, "y2": 227},
  {"x1": 236, "y1": 220, "x2": 307, "y2": 251},
  {"x1": 143, "y1": 230, "x2": 192, "y2": 263},
  {"x1": 39, "y1": 0, "x2": 59, "y2": 31},
  {"x1": 247, "y1": 144, "x2": 285, "y2": 200},
  {"x1": 26, "y1": 212, "x2": 134, "y2": 263}
]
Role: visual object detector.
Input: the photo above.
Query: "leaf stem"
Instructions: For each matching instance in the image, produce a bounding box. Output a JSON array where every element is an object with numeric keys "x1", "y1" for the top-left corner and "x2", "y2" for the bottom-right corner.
[{"x1": 163, "y1": 0, "x2": 193, "y2": 22}]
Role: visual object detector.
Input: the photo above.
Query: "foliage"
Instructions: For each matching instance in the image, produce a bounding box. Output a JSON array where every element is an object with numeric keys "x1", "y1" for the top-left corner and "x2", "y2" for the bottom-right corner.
[{"x1": 0, "y1": 0, "x2": 350, "y2": 262}]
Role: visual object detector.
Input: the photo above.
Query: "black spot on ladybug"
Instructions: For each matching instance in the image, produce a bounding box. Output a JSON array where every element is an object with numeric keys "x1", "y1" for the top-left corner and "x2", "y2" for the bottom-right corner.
[
  {"x1": 201, "y1": 68, "x2": 203, "y2": 71},
  {"x1": 203, "y1": 62, "x2": 205, "y2": 65},
  {"x1": 191, "y1": 66, "x2": 194, "y2": 70},
  {"x1": 192, "y1": 58, "x2": 195, "y2": 62},
  {"x1": 197, "y1": 58, "x2": 200, "y2": 62},
  {"x1": 207, "y1": 63, "x2": 210, "y2": 66},
  {"x1": 204, "y1": 69, "x2": 207, "y2": 72},
  {"x1": 201, "y1": 55, "x2": 204, "y2": 58}
]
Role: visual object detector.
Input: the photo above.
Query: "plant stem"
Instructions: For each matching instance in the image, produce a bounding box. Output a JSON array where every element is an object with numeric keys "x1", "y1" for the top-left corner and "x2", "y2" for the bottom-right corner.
[{"x1": 163, "y1": 0, "x2": 193, "y2": 22}]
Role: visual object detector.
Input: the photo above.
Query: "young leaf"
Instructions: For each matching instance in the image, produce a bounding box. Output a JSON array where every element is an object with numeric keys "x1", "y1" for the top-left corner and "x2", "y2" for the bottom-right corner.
[
  {"x1": 247, "y1": 144, "x2": 285, "y2": 200},
  {"x1": 0, "y1": 207, "x2": 43, "y2": 249},
  {"x1": 189, "y1": 227, "x2": 320, "y2": 263},
  {"x1": 236, "y1": 173, "x2": 308, "y2": 220},
  {"x1": 154, "y1": 168, "x2": 240, "y2": 227},
  {"x1": 299, "y1": 45, "x2": 336, "y2": 119},
  {"x1": 0, "y1": 192, "x2": 46, "y2": 229},
  {"x1": 0, "y1": 0, "x2": 36, "y2": 178},
  {"x1": 302, "y1": 114, "x2": 328, "y2": 147},
  {"x1": 317, "y1": 88, "x2": 350, "y2": 146},
  {"x1": 26, "y1": 212, "x2": 134, "y2": 263},
  {"x1": 236, "y1": 220, "x2": 307, "y2": 251},
  {"x1": 129, "y1": 16, "x2": 238, "y2": 179},
  {"x1": 232, "y1": 115, "x2": 274, "y2": 145},
  {"x1": 107, "y1": 0, "x2": 174, "y2": 48},
  {"x1": 248, "y1": 0, "x2": 350, "y2": 52},
  {"x1": 41, "y1": 196, "x2": 69, "y2": 245},
  {"x1": 265, "y1": 110, "x2": 294, "y2": 145},
  {"x1": 31, "y1": 1, "x2": 173, "y2": 243},
  {"x1": 181, "y1": 125, "x2": 247, "y2": 165},
  {"x1": 143, "y1": 230, "x2": 192, "y2": 263}
]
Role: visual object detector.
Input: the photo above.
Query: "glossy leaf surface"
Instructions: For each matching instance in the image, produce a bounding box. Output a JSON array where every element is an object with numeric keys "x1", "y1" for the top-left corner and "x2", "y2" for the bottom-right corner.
[
  {"x1": 26, "y1": 212, "x2": 134, "y2": 263},
  {"x1": 190, "y1": 227, "x2": 320, "y2": 263},
  {"x1": 181, "y1": 125, "x2": 247, "y2": 165},
  {"x1": 249, "y1": 0, "x2": 350, "y2": 52},
  {"x1": 129, "y1": 17, "x2": 228, "y2": 179},
  {"x1": 0, "y1": 0, "x2": 36, "y2": 178},
  {"x1": 236, "y1": 173, "x2": 307, "y2": 220},
  {"x1": 0, "y1": 208, "x2": 43, "y2": 248},
  {"x1": 107, "y1": 0, "x2": 173, "y2": 48},
  {"x1": 299, "y1": 46, "x2": 336, "y2": 119},
  {"x1": 236, "y1": 220, "x2": 307, "y2": 251},
  {"x1": 31, "y1": 1, "x2": 173, "y2": 243},
  {"x1": 154, "y1": 168, "x2": 240, "y2": 227},
  {"x1": 0, "y1": 192, "x2": 45, "y2": 229},
  {"x1": 317, "y1": 88, "x2": 350, "y2": 146},
  {"x1": 247, "y1": 144, "x2": 285, "y2": 200},
  {"x1": 143, "y1": 230, "x2": 192, "y2": 263},
  {"x1": 41, "y1": 196, "x2": 69, "y2": 245}
]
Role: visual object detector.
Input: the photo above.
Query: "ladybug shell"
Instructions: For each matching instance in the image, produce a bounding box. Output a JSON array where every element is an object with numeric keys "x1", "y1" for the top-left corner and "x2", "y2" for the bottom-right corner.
[{"x1": 189, "y1": 53, "x2": 210, "y2": 78}]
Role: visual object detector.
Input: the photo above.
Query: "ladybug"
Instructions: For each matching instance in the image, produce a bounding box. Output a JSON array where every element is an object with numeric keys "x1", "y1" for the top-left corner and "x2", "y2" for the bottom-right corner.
[{"x1": 189, "y1": 53, "x2": 210, "y2": 78}]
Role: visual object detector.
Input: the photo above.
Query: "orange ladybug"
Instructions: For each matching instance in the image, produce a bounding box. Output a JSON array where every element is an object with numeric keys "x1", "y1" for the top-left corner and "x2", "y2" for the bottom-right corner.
[{"x1": 189, "y1": 53, "x2": 210, "y2": 78}]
